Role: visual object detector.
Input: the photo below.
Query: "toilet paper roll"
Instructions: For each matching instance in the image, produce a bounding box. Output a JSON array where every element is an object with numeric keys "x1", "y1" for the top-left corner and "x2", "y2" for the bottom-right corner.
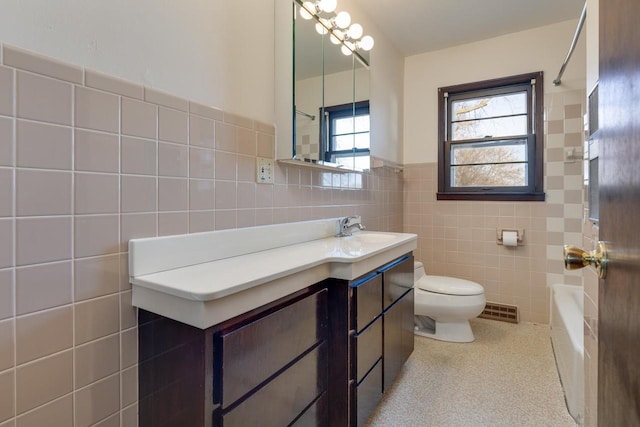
[{"x1": 502, "y1": 231, "x2": 518, "y2": 247}]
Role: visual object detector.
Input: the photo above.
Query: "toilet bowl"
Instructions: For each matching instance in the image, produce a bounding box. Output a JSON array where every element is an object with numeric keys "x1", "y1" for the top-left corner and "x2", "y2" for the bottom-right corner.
[{"x1": 414, "y1": 262, "x2": 486, "y2": 343}]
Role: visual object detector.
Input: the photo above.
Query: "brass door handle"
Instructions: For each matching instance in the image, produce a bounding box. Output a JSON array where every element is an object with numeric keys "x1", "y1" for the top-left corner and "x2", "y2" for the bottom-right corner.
[{"x1": 563, "y1": 241, "x2": 608, "y2": 279}]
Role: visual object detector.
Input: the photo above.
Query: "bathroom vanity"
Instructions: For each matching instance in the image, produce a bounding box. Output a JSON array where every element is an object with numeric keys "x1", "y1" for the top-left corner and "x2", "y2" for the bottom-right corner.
[
  {"x1": 349, "y1": 256, "x2": 415, "y2": 425},
  {"x1": 130, "y1": 219, "x2": 416, "y2": 427}
]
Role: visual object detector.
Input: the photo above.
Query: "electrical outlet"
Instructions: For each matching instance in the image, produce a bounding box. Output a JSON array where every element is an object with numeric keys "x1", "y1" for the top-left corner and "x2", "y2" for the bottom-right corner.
[{"x1": 256, "y1": 157, "x2": 274, "y2": 184}]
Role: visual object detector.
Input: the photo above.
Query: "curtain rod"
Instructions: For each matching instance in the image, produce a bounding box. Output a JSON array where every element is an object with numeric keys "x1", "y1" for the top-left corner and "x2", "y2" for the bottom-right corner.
[{"x1": 553, "y1": 2, "x2": 587, "y2": 86}]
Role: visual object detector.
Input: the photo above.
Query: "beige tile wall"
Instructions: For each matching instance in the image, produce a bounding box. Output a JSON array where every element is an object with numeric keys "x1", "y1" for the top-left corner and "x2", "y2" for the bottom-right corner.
[
  {"x1": 403, "y1": 90, "x2": 585, "y2": 324},
  {"x1": 0, "y1": 43, "x2": 403, "y2": 426}
]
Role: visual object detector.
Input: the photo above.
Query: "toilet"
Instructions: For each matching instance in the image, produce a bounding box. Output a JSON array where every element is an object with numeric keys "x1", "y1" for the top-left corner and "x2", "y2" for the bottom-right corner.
[{"x1": 413, "y1": 262, "x2": 486, "y2": 343}]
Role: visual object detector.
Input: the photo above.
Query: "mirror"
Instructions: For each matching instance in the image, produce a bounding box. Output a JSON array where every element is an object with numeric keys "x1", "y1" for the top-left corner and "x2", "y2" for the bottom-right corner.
[{"x1": 292, "y1": 0, "x2": 371, "y2": 171}]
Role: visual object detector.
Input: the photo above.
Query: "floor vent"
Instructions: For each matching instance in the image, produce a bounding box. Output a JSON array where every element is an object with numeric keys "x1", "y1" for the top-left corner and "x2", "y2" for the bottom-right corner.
[{"x1": 480, "y1": 302, "x2": 519, "y2": 323}]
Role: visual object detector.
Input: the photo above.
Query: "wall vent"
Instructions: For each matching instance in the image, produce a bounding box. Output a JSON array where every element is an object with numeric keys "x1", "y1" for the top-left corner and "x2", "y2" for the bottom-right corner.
[{"x1": 480, "y1": 302, "x2": 519, "y2": 323}]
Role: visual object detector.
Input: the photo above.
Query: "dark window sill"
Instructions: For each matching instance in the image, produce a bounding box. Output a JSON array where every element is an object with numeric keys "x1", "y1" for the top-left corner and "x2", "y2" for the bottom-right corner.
[{"x1": 436, "y1": 192, "x2": 546, "y2": 202}]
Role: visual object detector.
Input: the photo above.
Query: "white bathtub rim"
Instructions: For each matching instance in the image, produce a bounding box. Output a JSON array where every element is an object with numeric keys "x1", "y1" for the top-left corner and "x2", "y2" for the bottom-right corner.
[
  {"x1": 549, "y1": 283, "x2": 584, "y2": 424},
  {"x1": 550, "y1": 283, "x2": 584, "y2": 356}
]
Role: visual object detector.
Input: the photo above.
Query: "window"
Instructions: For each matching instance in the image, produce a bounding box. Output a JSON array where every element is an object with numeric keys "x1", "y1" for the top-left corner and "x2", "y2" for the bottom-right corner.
[
  {"x1": 323, "y1": 101, "x2": 370, "y2": 171},
  {"x1": 437, "y1": 72, "x2": 545, "y2": 201}
]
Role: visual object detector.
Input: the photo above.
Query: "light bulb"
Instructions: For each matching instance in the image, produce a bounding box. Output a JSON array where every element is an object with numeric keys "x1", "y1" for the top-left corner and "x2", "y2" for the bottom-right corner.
[
  {"x1": 348, "y1": 23, "x2": 363, "y2": 40},
  {"x1": 315, "y1": 22, "x2": 328, "y2": 35},
  {"x1": 319, "y1": 0, "x2": 337, "y2": 13},
  {"x1": 359, "y1": 35, "x2": 374, "y2": 51},
  {"x1": 300, "y1": 2, "x2": 315, "y2": 19},
  {"x1": 329, "y1": 30, "x2": 344, "y2": 45},
  {"x1": 341, "y1": 40, "x2": 355, "y2": 55},
  {"x1": 334, "y1": 11, "x2": 351, "y2": 29}
]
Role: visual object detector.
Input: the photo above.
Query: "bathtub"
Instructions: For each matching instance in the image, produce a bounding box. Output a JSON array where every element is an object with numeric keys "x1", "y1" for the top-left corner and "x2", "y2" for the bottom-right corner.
[{"x1": 550, "y1": 284, "x2": 584, "y2": 424}]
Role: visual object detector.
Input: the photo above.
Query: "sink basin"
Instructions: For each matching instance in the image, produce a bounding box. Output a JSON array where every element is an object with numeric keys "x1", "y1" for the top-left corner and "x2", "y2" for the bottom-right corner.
[
  {"x1": 336, "y1": 233, "x2": 399, "y2": 256},
  {"x1": 344, "y1": 232, "x2": 397, "y2": 244}
]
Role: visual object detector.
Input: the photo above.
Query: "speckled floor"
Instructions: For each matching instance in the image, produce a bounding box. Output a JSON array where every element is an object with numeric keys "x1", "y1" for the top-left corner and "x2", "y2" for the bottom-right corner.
[{"x1": 365, "y1": 318, "x2": 577, "y2": 427}]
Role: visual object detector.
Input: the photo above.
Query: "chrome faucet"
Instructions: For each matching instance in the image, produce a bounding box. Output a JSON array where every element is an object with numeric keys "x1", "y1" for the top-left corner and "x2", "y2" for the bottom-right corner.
[{"x1": 336, "y1": 216, "x2": 366, "y2": 237}]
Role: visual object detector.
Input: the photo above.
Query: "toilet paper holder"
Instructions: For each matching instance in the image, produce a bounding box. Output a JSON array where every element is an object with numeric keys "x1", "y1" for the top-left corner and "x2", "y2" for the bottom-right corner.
[{"x1": 496, "y1": 229, "x2": 524, "y2": 246}]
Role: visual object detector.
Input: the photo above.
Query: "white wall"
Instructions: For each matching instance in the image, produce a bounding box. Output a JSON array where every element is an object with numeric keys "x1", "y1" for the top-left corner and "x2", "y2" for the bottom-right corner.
[
  {"x1": 0, "y1": 0, "x2": 405, "y2": 164},
  {"x1": 0, "y1": 0, "x2": 275, "y2": 123},
  {"x1": 403, "y1": 19, "x2": 586, "y2": 164},
  {"x1": 369, "y1": 30, "x2": 405, "y2": 164},
  {"x1": 346, "y1": 0, "x2": 405, "y2": 164}
]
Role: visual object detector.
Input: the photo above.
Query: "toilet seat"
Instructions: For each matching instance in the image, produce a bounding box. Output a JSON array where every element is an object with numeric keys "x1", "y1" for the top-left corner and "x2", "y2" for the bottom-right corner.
[{"x1": 416, "y1": 275, "x2": 484, "y2": 296}]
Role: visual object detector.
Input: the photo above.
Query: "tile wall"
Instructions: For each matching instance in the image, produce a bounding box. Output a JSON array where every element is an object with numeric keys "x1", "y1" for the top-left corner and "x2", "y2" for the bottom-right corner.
[
  {"x1": 295, "y1": 134, "x2": 320, "y2": 161},
  {"x1": 403, "y1": 90, "x2": 585, "y2": 323},
  {"x1": 0, "y1": 44, "x2": 403, "y2": 426}
]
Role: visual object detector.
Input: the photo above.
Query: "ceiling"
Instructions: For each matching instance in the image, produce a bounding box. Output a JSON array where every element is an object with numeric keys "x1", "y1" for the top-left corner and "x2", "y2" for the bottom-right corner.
[{"x1": 351, "y1": 0, "x2": 585, "y2": 56}]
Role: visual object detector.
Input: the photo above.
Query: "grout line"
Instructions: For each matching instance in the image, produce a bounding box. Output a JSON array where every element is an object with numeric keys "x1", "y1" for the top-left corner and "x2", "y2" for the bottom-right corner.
[
  {"x1": 153, "y1": 101, "x2": 159, "y2": 238},
  {"x1": 11, "y1": 56, "x2": 17, "y2": 424},
  {"x1": 117, "y1": 96, "x2": 124, "y2": 403},
  {"x1": 13, "y1": 391, "x2": 73, "y2": 421},
  {"x1": 69, "y1": 81, "x2": 77, "y2": 427}
]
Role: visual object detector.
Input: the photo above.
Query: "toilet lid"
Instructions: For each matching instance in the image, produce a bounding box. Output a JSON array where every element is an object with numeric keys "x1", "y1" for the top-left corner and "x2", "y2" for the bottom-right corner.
[{"x1": 416, "y1": 275, "x2": 484, "y2": 296}]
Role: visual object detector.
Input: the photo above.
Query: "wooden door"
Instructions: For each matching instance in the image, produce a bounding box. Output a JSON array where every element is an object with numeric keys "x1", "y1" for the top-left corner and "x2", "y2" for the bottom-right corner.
[{"x1": 598, "y1": 0, "x2": 640, "y2": 424}]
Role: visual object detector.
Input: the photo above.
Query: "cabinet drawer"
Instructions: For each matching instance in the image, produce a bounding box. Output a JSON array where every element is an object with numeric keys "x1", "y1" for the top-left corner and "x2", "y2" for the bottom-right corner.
[
  {"x1": 381, "y1": 255, "x2": 413, "y2": 309},
  {"x1": 353, "y1": 273, "x2": 382, "y2": 332},
  {"x1": 355, "y1": 317, "x2": 382, "y2": 383},
  {"x1": 291, "y1": 392, "x2": 328, "y2": 427},
  {"x1": 221, "y1": 342, "x2": 328, "y2": 427},
  {"x1": 355, "y1": 357, "x2": 383, "y2": 427},
  {"x1": 383, "y1": 288, "x2": 415, "y2": 391},
  {"x1": 219, "y1": 289, "x2": 328, "y2": 407}
]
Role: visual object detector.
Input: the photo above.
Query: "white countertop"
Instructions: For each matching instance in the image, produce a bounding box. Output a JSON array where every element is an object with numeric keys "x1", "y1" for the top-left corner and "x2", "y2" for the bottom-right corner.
[{"x1": 129, "y1": 218, "x2": 417, "y2": 328}]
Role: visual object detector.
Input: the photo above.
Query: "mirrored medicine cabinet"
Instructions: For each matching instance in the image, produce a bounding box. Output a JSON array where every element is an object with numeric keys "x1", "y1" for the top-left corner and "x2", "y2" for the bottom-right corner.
[{"x1": 286, "y1": 0, "x2": 372, "y2": 172}]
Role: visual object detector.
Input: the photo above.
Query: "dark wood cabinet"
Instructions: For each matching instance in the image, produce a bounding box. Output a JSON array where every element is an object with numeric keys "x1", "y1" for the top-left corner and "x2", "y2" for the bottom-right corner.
[
  {"x1": 381, "y1": 255, "x2": 414, "y2": 310},
  {"x1": 138, "y1": 310, "x2": 208, "y2": 427},
  {"x1": 139, "y1": 282, "x2": 330, "y2": 427},
  {"x1": 138, "y1": 253, "x2": 414, "y2": 427},
  {"x1": 292, "y1": 392, "x2": 329, "y2": 427},
  {"x1": 355, "y1": 318, "x2": 382, "y2": 383},
  {"x1": 355, "y1": 358, "x2": 383, "y2": 427},
  {"x1": 220, "y1": 343, "x2": 328, "y2": 427},
  {"x1": 216, "y1": 289, "x2": 327, "y2": 407},
  {"x1": 379, "y1": 255, "x2": 415, "y2": 391},
  {"x1": 350, "y1": 272, "x2": 384, "y2": 427},
  {"x1": 349, "y1": 254, "x2": 414, "y2": 426},
  {"x1": 215, "y1": 288, "x2": 328, "y2": 426},
  {"x1": 383, "y1": 288, "x2": 414, "y2": 391},
  {"x1": 354, "y1": 273, "x2": 383, "y2": 331}
]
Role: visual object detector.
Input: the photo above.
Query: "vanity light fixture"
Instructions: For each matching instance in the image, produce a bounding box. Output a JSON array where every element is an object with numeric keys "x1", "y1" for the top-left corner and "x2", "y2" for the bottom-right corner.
[
  {"x1": 298, "y1": 0, "x2": 374, "y2": 56},
  {"x1": 334, "y1": 11, "x2": 351, "y2": 29},
  {"x1": 359, "y1": 35, "x2": 374, "y2": 51},
  {"x1": 329, "y1": 29, "x2": 345, "y2": 45},
  {"x1": 347, "y1": 23, "x2": 363, "y2": 39}
]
